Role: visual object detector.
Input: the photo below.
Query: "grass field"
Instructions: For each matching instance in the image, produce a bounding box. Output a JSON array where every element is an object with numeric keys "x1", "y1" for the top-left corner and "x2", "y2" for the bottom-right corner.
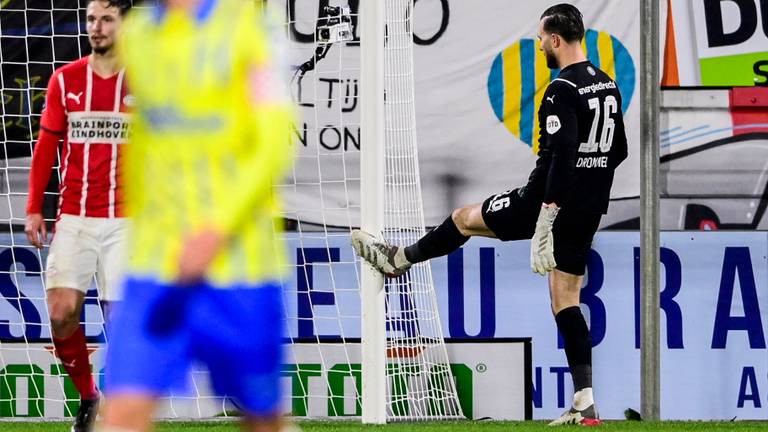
[{"x1": 2, "y1": 421, "x2": 768, "y2": 431}]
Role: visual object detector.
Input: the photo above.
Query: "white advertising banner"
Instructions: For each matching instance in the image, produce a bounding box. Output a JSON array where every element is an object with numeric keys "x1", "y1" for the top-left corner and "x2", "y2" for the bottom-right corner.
[
  {"x1": 283, "y1": 341, "x2": 530, "y2": 420},
  {"x1": 273, "y1": 0, "x2": 641, "y2": 226},
  {"x1": 0, "y1": 340, "x2": 529, "y2": 420},
  {"x1": 281, "y1": 232, "x2": 768, "y2": 420},
  {"x1": 664, "y1": 0, "x2": 768, "y2": 86},
  {"x1": 0, "y1": 232, "x2": 765, "y2": 420},
  {"x1": 0, "y1": 343, "x2": 228, "y2": 419}
]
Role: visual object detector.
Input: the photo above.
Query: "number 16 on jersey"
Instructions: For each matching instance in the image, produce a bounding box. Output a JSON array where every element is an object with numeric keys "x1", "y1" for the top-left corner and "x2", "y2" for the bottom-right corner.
[{"x1": 579, "y1": 95, "x2": 617, "y2": 153}]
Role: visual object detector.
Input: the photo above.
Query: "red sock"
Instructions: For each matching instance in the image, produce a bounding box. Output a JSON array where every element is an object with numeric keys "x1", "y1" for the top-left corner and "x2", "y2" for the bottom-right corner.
[{"x1": 53, "y1": 326, "x2": 98, "y2": 400}]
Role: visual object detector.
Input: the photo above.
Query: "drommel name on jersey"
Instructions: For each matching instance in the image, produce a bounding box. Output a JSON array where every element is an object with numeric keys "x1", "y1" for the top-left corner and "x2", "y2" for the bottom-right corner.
[
  {"x1": 32, "y1": 57, "x2": 131, "y2": 218},
  {"x1": 531, "y1": 60, "x2": 628, "y2": 214}
]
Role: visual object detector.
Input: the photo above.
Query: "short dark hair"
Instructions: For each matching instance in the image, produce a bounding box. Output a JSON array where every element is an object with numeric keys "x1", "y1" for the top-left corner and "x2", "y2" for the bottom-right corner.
[
  {"x1": 540, "y1": 3, "x2": 585, "y2": 43},
  {"x1": 86, "y1": 0, "x2": 132, "y2": 16}
]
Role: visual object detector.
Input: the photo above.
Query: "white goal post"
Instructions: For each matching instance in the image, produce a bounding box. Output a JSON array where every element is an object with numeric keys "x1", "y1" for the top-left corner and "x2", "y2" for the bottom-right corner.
[
  {"x1": 359, "y1": 0, "x2": 388, "y2": 424},
  {"x1": 358, "y1": 0, "x2": 463, "y2": 422}
]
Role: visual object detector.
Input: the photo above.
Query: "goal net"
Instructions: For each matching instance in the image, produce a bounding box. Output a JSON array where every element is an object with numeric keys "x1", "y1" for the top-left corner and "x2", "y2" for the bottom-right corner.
[{"x1": 0, "y1": 0, "x2": 462, "y2": 421}]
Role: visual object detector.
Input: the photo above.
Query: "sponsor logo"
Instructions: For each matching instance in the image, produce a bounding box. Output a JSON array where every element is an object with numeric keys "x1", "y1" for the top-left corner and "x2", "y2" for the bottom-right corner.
[
  {"x1": 690, "y1": 1, "x2": 768, "y2": 86},
  {"x1": 487, "y1": 29, "x2": 635, "y2": 151},
  {"x1": 577, "y1": 80, "x2": 617, "y2": 95},
  {"x1": 67, "y1": 111, "x2": 132, "y2": 143},
  {"x1": 545, "y1": 115, "x2": 561, "y2": 134},
  {"x1": 546, "y1": 95, "x2": 556, "y2": 104},
  {"x1": 122, "y1": 94, "x2": 136, "y2": 107},
  {"x1": 66, "y1": 92, "x2": 83, "y2": 105},
  {"x1": 283, "y1": 362, "x2": 473, "y2": 417}
]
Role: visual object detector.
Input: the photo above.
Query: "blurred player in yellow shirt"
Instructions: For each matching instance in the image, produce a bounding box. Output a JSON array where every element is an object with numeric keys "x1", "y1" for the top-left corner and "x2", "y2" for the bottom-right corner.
[{"x1": 99, "y1": 1, "x2": 294, "y2": 431}]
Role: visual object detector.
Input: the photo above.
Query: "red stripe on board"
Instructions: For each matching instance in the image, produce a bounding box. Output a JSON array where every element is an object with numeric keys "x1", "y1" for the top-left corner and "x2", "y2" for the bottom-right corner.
[
  {"x1": 386, "y1": 345, "x2": 424, "y2": 359},
  {"x1": 730, "y1": 88, "x2": 768, "y2": 136}
]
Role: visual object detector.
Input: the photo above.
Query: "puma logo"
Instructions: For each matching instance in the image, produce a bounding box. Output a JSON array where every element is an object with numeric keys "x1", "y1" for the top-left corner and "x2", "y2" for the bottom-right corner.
[
  {"x1": 66, "y1": 92, "x2": 83, "y2": 105},
  {"x1": 62, "y1": 359, "x2": 76, "y2": 368},
  {"x1": 546, "y1": 95, "x2": 556, "y2": 104}
]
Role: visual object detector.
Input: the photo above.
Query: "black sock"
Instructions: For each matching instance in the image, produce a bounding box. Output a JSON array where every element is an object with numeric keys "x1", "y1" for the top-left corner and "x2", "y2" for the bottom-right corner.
[
  {"x1": 555, "y1": 306, "x2": 593, "y2": 392},
  {"x1": 570, "y1": 364, "x2": 592, "y2": 394},
  {"x1": 404, "y1": 215, "x2": 469, "y2": 263}
]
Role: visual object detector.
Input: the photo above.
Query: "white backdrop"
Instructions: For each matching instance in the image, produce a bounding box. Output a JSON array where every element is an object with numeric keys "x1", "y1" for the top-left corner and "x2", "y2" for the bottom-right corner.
[{"x1": 274, "y1": 0, "x2": 641, "y2": 226}]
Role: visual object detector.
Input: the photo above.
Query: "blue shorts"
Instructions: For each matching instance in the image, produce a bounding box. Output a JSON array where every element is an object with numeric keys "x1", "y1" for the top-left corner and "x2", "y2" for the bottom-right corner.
[{"x1": 104, "y1": 277, "x2": 284, "y2": 416}]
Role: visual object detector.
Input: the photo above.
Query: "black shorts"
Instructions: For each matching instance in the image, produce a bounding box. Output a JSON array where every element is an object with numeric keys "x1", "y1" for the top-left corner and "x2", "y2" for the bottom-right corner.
[{"x1": 481, "y1": 188, "x2": 602, "y2": 276}]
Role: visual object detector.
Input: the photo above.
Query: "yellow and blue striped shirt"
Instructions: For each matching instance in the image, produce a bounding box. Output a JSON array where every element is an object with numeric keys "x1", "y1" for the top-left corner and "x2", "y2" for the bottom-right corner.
[{"x1": 120, "y1": 0, "x2": 294, "y2": 286}]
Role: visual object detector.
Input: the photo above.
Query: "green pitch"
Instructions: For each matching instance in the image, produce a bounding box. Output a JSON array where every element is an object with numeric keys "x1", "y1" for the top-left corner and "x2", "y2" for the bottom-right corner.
[{"x1": 1, "y1": 421, "x2": 768, "y2": 431}]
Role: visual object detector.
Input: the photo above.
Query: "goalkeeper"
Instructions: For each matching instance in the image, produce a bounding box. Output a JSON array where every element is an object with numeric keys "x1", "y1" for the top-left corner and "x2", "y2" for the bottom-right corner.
[
  {"x1": 353, "y1": 3, "x2": 627, "y2": 427},
  {"x1": 99, "y1": 1, "x2": 294, "y2": 431}
]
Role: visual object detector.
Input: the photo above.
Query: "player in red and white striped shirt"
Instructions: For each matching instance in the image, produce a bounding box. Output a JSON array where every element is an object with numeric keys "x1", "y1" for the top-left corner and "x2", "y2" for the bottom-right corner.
[{"x1": 24, "y1": 1, "x2": 131, "y2": 431}]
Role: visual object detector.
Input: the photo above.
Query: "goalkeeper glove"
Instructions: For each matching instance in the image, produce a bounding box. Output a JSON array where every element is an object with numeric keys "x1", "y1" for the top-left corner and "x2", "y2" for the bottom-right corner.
[{"x1": 531, "y1": 204, "x2": 559, "y2": 275}]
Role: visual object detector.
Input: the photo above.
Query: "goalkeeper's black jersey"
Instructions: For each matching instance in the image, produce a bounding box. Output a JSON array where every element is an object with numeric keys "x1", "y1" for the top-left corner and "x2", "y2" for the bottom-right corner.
[{"x1": 524, "y1": 61, "x2": 628, "y2": 214}]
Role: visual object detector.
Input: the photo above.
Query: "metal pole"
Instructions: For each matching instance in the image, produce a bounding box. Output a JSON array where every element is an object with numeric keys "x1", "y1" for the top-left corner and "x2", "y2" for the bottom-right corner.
[
  {"x1": 360, "y1": 0, "x2": 387, "y2": 424},
  {"x1": 640, "y1": 0, "x2": 660, "y2": 421}
]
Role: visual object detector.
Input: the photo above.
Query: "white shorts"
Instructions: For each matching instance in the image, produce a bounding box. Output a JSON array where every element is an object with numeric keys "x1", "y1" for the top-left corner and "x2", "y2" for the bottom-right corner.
[{"x1": 45, "y1": 214, "x2": 128, "y2": 301}]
